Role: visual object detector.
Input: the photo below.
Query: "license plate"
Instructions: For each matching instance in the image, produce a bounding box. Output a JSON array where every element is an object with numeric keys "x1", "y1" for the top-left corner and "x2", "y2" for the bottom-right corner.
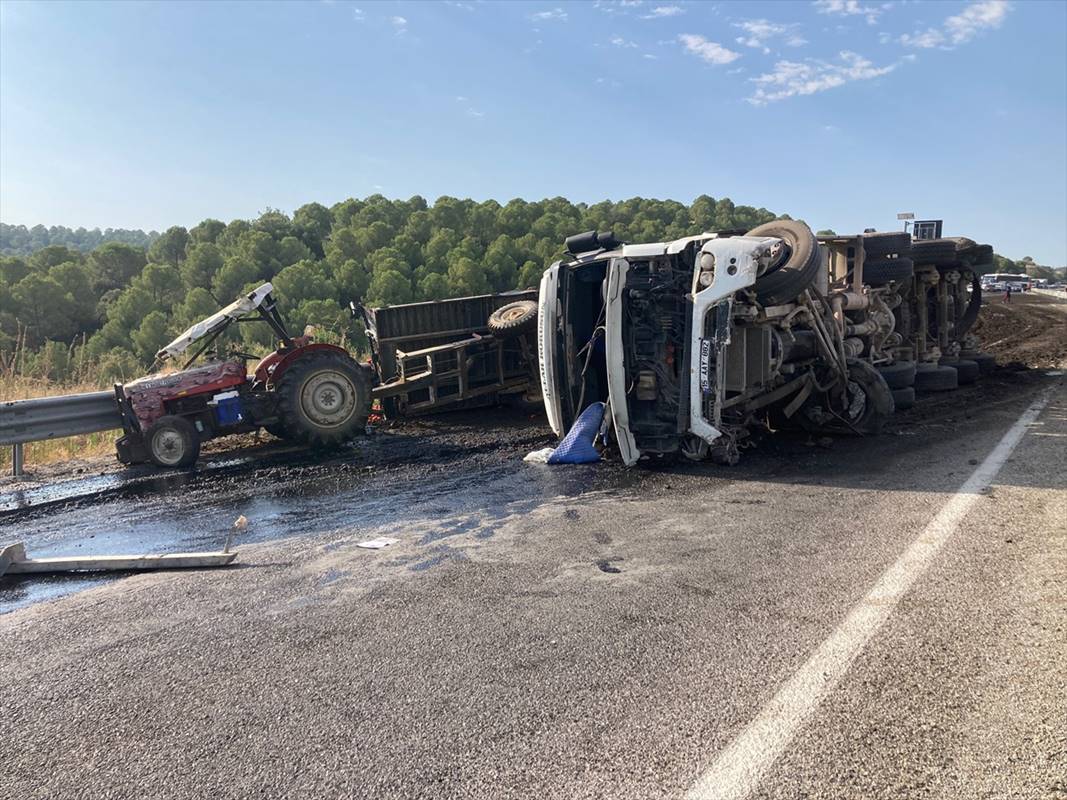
[{"x1": 699, "y1": 339, "x2": 711, "y2": 392}]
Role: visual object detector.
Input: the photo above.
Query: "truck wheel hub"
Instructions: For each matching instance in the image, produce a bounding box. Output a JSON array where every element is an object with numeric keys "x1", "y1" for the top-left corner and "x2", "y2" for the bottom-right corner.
[{"x1": 301, "y1": 371, "x2": 356, "y2": 427}]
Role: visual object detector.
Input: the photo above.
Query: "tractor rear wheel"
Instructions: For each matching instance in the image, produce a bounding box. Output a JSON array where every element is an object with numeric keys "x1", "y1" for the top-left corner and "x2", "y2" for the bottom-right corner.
[
  {"x1": 146, "y1": 415, "x2": 201, "y2": 468},
  {"x1": 277, "y1": 351, "x2": 371, "y2": 447}
]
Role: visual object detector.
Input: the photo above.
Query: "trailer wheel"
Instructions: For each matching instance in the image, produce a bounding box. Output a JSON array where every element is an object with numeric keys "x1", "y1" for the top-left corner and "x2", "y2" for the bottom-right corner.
[
  {"x1": 146, "y1": 415, "x2": 200, "y2": 468},
  {"x1": 488, "y1": 301, "x2": 538, "y2": 337},
  {"x1": 746, "y1": 220, "x2": 821, "y2": 306},
  {"x1": 277, "y1": 352, "x2": 371, "y2": 447}
]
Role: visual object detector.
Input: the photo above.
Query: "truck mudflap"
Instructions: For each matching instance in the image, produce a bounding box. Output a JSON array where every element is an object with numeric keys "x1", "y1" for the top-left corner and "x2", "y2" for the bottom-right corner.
[
  {"x1": 688, "y1": 236, "x2": 778, "y2": 445},
  {"x1": 604, "y1": 258, "x2": 640, "y2": 466}
]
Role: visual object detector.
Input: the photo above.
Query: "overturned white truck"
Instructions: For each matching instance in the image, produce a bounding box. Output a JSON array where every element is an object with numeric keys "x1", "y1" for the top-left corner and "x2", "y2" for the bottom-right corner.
[{"x1": 537, "y1": 222, "x2": 994, "y2": 465}]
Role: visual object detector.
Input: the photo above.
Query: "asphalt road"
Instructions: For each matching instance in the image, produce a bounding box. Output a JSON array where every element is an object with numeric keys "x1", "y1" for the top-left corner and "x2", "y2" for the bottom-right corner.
[{"x1": 1, "y1": 372, "x2": 1064, "y2": 800}]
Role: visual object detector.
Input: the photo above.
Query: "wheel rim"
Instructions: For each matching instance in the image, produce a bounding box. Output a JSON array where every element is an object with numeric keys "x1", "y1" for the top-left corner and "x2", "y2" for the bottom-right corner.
[
  {"x1": 844, "y1": 380, "x2": 868, "y2": 421},
  {"x1": 152, "y1": 428, "x2": 186, "y2": 466},
  {"x1": 300, "y1": 370, "x2": 357, "y2": 428},
  {"x1": 499, "y1": 305, "x2": 529, "y2": 323}
]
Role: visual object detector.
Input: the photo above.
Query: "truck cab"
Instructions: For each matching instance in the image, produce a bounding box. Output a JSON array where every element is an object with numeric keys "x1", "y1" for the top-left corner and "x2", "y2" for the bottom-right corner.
[{"x1": 538, "y1": 223, "x2": 895, "y2": 466}]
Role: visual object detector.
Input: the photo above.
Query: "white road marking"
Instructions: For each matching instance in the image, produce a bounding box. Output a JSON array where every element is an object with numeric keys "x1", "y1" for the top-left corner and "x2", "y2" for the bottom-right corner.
[{"x1": 686, "y1": 388, "x2": 1054, "y2": 800}]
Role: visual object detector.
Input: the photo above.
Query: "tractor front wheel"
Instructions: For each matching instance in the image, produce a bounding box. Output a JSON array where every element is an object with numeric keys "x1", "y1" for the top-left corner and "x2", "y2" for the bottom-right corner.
[
  {"x1": 146, "y1": 415, "x2": 201, "y2": 468},
  {"x1": 276, "y1": 352, "x2": 372, "y2": 447}
]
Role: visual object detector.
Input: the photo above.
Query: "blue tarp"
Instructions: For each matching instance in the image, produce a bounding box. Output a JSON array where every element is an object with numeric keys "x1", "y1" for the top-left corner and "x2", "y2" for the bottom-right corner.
[{"x1": 547, "y1": 402, "x2": 605, "y2": 464}]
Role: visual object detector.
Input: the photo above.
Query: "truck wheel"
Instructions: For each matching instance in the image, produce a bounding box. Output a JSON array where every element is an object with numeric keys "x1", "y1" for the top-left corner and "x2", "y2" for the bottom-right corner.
[
  {"x1": 891, "y1": 386, "x2": 915, "y2": 410},
  {"x1": 800, "y1": 360, "x2": 894, "y2": 436},
  {"x1": 864, "y1": 258, "x2": 914, "y2": 285},
  {"x1": 914, "y1": 363, "x2": 958, "y2": 392},
  {"x1": 876, "y1": 360, "x2": 917, "y2": 389},
  {"x1": 961, "y1": 351, "x2": 996, "y2": 374},
  {"x1": 746, "y1": 220, "x2": 820, "y2": 306},
  {"x1": 488, "y1": 301, "x2": 538, "y2": 337},
  {"x1": 277, "y1": 352, "x2": 372, "y2": 447},
  {"x1": 911, "y1": 239, "x2": 958, "y2": 265},
  {"x1": 861, "y1": 231, "x2": 911, "y2": 258},
  {"x1": 146, "y1": 415, "x2": 200, "y2": 468},
  {"x1": 941, "y1": 358, "x2": 980, "y2": 385}
]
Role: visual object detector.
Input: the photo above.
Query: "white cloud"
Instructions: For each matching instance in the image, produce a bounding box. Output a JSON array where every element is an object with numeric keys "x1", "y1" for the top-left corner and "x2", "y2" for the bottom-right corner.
[
  {"x1": 946, "y1": 0, "x2": 1010, "y2": 42},
  {"x1": 901, "y1": 0, "x2": 1011, "y2": 49},
  {"x1": 643, "y1": 53, "x2": 658, "y2": 59},
  {"x1": 455, "y1": 95, "x2": 469, "y2": 102},
  {"x1": 733, "y1": 19, "x2": 807, "y2": 53},
  {"x1": 642, "y1": 5, "x2": 684, "y2": 18},
  {"x1": 390, "y1": 15, "x2": 407, "y2": 34},
  {"x1": 748, "y1": 50, "x2": 896, "y2": 104},
  {"x1": 812, "y1": 0, "x2": 882, "y2": 25},
  {"x1": 530, "y1": 8, "x2": 568, "y2": 21},
  {"x1": 467, "y1": 108, "x2": 485, "y2": 118},
  {"x1": 679, "y1": 34, "x2": 741, "y2": 65},
  {"x1": 610, "y1": 35, "x2": 639, "y2": 48},
  {"x1": 352, "y1": 7, "x2": 364, "y2": 21},
  {"x1": 900, "y1": 28, "x2": 945, "y2": 48},
  {"x1": 445, "y1": 1, "x2": 475, "y2": 9}
]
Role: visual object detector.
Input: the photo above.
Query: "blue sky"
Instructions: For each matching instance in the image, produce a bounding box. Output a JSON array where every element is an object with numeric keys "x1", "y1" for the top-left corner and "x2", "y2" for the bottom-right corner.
[{"x1": 1, "y1": 0, "x2": 1064, "y2": 263}]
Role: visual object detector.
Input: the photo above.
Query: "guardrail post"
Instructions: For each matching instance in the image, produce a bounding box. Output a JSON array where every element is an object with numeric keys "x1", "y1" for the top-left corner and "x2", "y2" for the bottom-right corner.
[{"x1": 11, "y1": 443, "x2": 24, "y2": 478}]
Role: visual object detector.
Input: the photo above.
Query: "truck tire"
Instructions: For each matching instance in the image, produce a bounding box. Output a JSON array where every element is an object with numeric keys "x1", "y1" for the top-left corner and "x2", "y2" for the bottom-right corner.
[
  {"x1": 911, "y1": 239, "x2": 958, "y2": 265},
  {"x1": 488, "y1": 301, "x2": 538, "y2": 337},
  {"x1": 877, "y1": 360, "x2": 917, "y2": 389},
  {"x1": 277, "y1": 351, "x2": 372, "y2": 447},
  {"x1": 864, "y1": 257, "x2": 914, "y2": 285},
  {"x1": 914, "y1": 363, "x2": 958, "y2": 392},
  {"x1": 800, "y1": 360, "x2": 894, "y2": 436},
  {"x1": 961, "y1": 351, "x2": 996, "y2": 375},
  {"x1": 891, "y1": 386, "x2": 915, "y2": 410},
  {"x1": 862, "y1": 231, "x2": 911, "y2": 258},
  {"x1": 941, "y1": 358, "x2": 980, "y2": 385},
  {"x1": 146, "y1": 415, "x2": 200, "y2": 468},
  {"x1": 746, "y1": 220, "x2": 820, "y2": 306}
]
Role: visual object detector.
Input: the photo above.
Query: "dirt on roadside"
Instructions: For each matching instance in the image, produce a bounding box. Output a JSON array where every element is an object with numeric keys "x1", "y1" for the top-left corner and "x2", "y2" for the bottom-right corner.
[{"x1": 972, "y1": 292, "x2": 1067, "y2": 369}]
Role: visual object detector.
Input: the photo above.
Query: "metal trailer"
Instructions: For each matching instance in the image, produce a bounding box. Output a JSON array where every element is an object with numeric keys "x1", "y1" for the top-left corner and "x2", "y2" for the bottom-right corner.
[{"x1": 361, "y1": 291, "x2": 539, "y2": 415}]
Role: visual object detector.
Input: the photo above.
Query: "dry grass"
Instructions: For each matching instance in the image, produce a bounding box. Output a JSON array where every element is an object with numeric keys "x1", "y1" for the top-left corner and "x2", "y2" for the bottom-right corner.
[
  {"x1": 1, "y1": 333, "x2": 122, "y2": 471},
  {"x1": 1, "y1": 375, "x2": 121, "y2": 471}
]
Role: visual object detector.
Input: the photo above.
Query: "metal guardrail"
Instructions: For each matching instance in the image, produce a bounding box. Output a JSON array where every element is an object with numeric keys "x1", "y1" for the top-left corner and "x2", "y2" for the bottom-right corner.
[
  {"x1": 1034, "y1": 288, "x2": 1067, "y2": 302},
  {"x1": 1, "y1": 391, "x2": 122, "y2": 477}
]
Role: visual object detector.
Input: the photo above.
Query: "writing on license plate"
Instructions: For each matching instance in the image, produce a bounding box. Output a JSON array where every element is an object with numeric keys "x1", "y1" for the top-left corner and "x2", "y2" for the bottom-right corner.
[{"x1": 699, "y1": 339, "x2": 711, "y2": 392}]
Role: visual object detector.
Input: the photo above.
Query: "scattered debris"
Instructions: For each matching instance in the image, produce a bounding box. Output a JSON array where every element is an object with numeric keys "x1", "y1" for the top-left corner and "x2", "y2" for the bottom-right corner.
[
  {"x1": 357, "y1": 537, "x2": 399, "y2": 550},
  {"x1": 524, "y1": 447, "x2": 556, "y2": 464},
  {"x1": 0, "y1": 541, "x2": 237, "y2": 578},
  {"x1": 225, "y1": 514, "x2": 248, "y2": 552}
]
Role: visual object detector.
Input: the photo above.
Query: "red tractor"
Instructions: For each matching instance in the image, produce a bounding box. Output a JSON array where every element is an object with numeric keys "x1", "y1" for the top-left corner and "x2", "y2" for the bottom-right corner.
[
  {"x1": 115, "y1": 284, "x2": 373, "y2": 468},
  {"x1": 113, "y1": 284, "x2": 540, "y2": 469}
]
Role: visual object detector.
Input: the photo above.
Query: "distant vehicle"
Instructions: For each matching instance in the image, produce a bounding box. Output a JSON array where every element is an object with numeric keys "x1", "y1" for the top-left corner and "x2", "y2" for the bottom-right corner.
[{"x1": 981, "y1": 273, "x2": 1032, "y2": 291}]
